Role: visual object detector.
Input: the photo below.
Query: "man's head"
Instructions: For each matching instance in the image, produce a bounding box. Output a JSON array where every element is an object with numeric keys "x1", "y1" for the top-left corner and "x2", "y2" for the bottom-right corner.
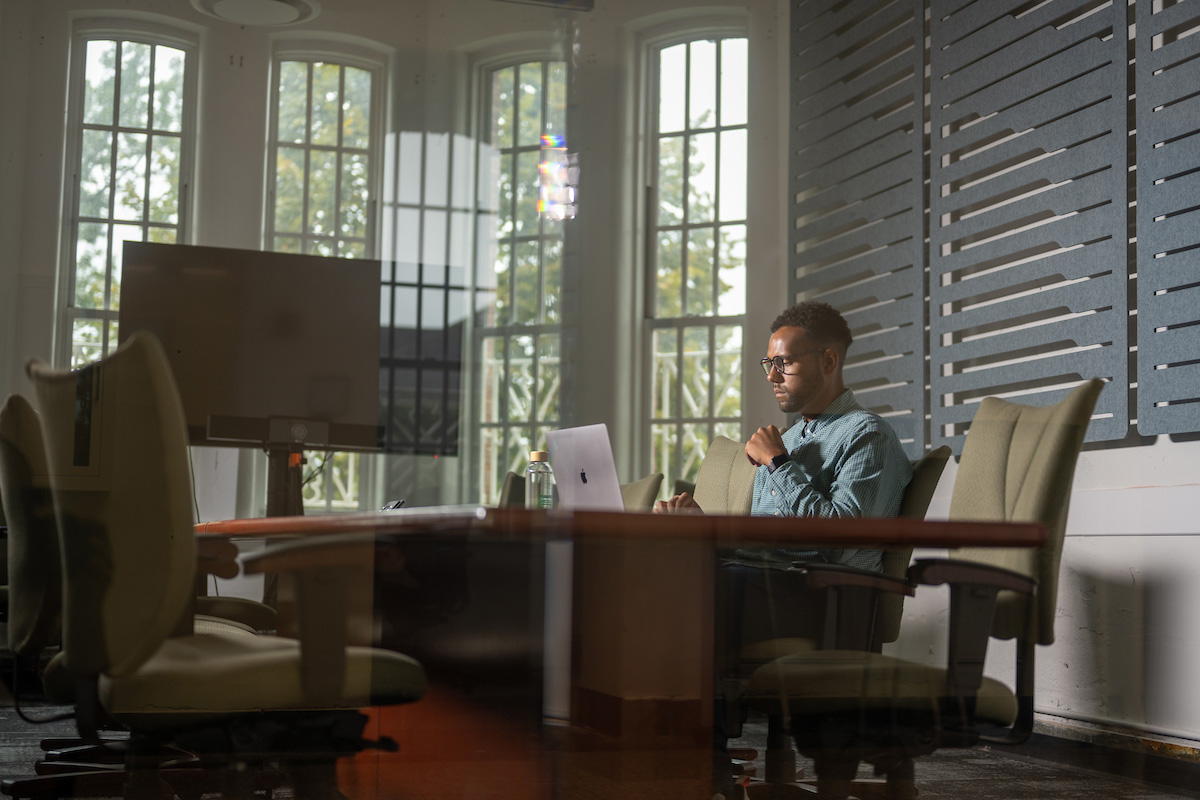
[{"x1": 763, "y1": 301, "x2": 851, "y2": 418}]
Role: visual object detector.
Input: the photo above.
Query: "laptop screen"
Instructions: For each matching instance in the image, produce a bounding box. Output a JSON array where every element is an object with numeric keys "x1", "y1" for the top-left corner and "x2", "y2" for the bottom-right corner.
[{"x1": 545, "y1": 423, "x2": 625, "y2": 511}]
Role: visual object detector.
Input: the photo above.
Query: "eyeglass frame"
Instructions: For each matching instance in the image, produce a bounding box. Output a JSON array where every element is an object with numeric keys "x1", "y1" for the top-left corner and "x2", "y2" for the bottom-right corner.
[{"x1": 760, "y1": 348, "x2": 827, "y2": 377}]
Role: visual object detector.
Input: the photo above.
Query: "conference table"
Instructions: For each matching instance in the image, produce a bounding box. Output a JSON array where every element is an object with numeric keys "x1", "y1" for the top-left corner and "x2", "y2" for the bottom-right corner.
[{"x1": 194, "y1": 507, "x2": 1044, "y2": 799}]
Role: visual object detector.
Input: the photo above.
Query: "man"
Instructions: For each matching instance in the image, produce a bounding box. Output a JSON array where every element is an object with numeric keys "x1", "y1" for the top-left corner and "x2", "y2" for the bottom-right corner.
[
  {"x1": 655, "y1": 300, "x2": 911, "y2": 553},
  {"x1": 655, "y1": 300, "x2": 912, "y2": 799}
]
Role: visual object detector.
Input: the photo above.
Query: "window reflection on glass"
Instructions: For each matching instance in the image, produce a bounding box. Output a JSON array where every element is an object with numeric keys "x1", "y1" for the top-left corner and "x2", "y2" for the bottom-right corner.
[{"x1": 647, "y1": 35, "x2": 748, "y2": 494}]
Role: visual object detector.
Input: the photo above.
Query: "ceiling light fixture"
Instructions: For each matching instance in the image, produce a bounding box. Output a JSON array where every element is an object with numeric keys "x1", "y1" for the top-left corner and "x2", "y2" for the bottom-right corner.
[{"x1": 189, "y1": 0, "x2": 321, "y2": 26}]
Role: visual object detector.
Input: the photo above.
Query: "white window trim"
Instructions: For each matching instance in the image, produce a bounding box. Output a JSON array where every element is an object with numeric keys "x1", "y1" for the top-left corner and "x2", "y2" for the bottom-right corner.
[
  {"x1": 633, "y1": 16, "x2": 751, "y2": 490},
  {"x1": 56, "y1": 17, "x2": 200, "y2": 368}
]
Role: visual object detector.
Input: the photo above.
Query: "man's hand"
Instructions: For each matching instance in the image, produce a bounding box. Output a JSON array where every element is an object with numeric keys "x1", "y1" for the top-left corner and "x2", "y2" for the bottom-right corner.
[
  {"x1": 653, "y1": 492, "x2": 705, "y2": 514},
  {"x1": 746, "y1": 425, "x2": 788, "y2": 467}
]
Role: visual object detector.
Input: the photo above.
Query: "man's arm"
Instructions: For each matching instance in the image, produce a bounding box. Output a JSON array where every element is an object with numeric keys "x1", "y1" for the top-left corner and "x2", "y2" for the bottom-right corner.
[{"x1": 764, "y1": 424, "x2": 908, "y2": 520}]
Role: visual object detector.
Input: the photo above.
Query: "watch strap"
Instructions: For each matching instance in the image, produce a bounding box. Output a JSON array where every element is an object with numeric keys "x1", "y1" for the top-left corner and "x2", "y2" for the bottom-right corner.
[{"x1": 767, "y1": 453, "x2": 790, "y2": 474}]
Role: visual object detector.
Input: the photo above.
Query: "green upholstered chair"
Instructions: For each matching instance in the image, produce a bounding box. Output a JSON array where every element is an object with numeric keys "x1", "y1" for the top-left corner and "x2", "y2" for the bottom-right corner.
[
  {"x1": 745, "y1": 379, "x2": 1104, "y2": 800},
  {"x1": 619, "y1": 471, "x2": 664, "y2": 511},
  {"x1": 17, "y1": 332, "x2": 426, "y2": 799}
]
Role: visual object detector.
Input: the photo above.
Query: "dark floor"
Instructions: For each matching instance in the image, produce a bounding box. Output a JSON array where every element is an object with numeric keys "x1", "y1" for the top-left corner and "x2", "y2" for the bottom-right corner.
[
  {"x1": 729, "y1": 715, "x2": 1200, "y2": 799},
  {"x1": 1, "y1": 704, "x2": 1198, "y2": 799}
]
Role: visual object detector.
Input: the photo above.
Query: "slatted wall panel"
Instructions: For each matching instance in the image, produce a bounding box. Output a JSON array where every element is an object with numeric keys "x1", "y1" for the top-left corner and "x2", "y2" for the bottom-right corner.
[
  {"x1": 928, "y1": 0, "x2": 1127, "y2": 453},
  {"x1": 789, "y1": 0, "x2": 927, "y2": 458},
  {"x1": 1135, "y1": 1, "x2": 1200, "y2": 436}
]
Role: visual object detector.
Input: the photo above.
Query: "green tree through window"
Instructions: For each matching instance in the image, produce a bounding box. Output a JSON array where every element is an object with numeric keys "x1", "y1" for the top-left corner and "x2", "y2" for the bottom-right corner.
[
  {"x1": 648, "y1": 36, "x2": 748, "y2": 495},
  {"x1": 65, "y1": 34, "x2": 192, "y2": 366}
]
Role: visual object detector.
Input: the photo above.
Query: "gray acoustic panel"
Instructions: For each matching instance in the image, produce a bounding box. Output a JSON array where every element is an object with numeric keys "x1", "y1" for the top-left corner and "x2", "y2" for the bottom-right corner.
[
  {"x1": 789, "y1": 0, "x2": 927, "y2": 457},
  {"x1": 1135, "y1": 2, "x2": 1200, "y2": 436},
  {"x1": 928, "y1": 0, "x2": 1127, "y2": 453}
]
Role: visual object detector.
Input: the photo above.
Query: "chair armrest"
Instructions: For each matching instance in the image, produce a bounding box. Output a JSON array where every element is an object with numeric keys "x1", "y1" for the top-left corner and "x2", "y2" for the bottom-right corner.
[
  {"x1": 909, "y1": 558, "x2": 1036, "y2": 595},
  {"x1": 241, "y1": 532, "x2": 391, "y2": 704},
  {"x1": 195, "y1": 534, "x2": 240, "y2": 579},
  {"x1": 909, "y1": 558, "x2": 1038, "y2": 739},
  {"x1": 799, "y1": 562, "x2": 915, "y2": 596},
  {"x1": 792, "y1": 563, "x2": 915, "y2": 652}
]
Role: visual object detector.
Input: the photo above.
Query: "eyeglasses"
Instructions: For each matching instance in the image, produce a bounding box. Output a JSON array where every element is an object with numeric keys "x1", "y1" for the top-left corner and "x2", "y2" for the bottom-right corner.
[{"x1": 760, "y1": 349, "x2": 826, "y2": 377}]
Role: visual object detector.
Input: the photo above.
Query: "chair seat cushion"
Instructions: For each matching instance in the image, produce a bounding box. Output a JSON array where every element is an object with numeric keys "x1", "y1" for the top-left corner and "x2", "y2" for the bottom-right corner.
[
  {"x1": 746, "y1": 650, "x2": 1018, "y2": 726},
  {"x1": 196, "y1": 595, "x2": 278, "y2": 632},
  {"x1": 100, "y1": 632, "x2": 426, "y2": 723}
]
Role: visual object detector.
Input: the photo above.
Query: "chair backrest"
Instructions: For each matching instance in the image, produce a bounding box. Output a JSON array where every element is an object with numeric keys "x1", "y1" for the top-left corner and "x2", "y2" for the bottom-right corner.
[
  {"x1": 619, "y1": 472, "x2": 663, "y2": 511},
  {"x1": 498, "y1": 471, "x2": 525, "y2": 507},
  {"x1": 693, "y1": 435, "x2": 756, "y2": 515},
  {"x1": 949, "y1": 378, "x2": 1103, "y2": 645},
  {"x1": 26, "y1": 331, "x2": 198, "y2": 678},
  {"x1": 0, "y1": 394, "x2": 63, "y2": 657},
  {"x1": 875, "y1": 444, "x2": 952, "y2": 644}
]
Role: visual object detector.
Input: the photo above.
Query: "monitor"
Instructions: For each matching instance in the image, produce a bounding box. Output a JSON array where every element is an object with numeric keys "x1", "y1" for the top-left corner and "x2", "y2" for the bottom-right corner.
[{"x1": 118, "y1": 241, "x2": 382, "y2": 450}]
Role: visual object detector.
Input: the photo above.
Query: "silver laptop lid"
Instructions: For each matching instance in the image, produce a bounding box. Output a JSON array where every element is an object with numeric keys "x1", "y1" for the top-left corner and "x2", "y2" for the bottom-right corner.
[{"x1": 545, "y1": 423, "x2": 624, "y2": 511}]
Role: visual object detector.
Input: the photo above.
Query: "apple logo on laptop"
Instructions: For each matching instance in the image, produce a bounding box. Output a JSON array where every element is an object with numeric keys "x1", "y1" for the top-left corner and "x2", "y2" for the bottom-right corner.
[{"x1": 580, "y1": 470, "x2": 588, "y2": 484}]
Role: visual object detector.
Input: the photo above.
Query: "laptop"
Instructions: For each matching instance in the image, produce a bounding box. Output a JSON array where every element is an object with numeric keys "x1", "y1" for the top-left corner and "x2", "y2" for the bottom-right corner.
[{"x1": 545, "y1": 423, "x2": 625, "y2": 511}]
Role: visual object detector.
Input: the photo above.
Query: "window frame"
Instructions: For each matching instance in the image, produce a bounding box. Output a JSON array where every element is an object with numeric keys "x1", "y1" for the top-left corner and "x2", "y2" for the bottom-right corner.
[
  {"x1": 638, "y1": 22, "x2": 751, "y2": 497},
  {"x1": 55, "y1": 18, "x2": 199, "y2": 368},
  {"x1": 466, "y1": 44, "x2": 571, "y2": 505},
  {"x1": 264, "y1": 39, "x2": 388, "y2": 514},
  {"x1": 264, "y1": 40, "x2": 387, "y2": 259}
]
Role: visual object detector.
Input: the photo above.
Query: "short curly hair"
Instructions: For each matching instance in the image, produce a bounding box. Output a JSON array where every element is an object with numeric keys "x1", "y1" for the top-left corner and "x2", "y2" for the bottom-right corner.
[{"x1": 770, "y1": 301, "x2": 853, "y2": 352}]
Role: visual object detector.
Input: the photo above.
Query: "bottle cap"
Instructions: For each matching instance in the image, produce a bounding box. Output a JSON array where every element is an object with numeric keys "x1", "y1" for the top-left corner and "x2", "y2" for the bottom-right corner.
[{"x1": 529, "y1": 450, "x2": 549, "y2": 461}]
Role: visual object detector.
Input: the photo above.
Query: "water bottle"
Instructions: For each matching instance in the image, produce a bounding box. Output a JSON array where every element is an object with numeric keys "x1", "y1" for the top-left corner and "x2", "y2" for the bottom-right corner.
[{"x1": 525, "y1": 450, "x2": 555, "y2": 509}]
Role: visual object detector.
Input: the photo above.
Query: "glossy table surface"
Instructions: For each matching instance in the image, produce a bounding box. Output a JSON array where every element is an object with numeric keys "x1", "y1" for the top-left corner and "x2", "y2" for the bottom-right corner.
[{"x1": 195, "y1": 505, "x2": 1046, "y2": 548}]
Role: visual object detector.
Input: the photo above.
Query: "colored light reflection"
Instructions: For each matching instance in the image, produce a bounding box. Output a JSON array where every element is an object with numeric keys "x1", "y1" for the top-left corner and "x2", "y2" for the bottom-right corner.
[{"x1": 539, "y1": 134, "x2": 578, "y2": 220}]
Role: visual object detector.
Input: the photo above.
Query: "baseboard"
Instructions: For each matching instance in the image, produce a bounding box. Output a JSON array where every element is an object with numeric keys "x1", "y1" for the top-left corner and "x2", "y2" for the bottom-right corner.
[{"x1": 992, "y1": 717, "x2": 1200, "y2": 795}]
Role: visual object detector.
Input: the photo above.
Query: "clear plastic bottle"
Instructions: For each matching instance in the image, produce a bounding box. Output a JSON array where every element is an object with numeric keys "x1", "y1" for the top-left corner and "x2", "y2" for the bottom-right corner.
[{"x1": 525, "y1": 450, "x2": 555, "y2": 509}]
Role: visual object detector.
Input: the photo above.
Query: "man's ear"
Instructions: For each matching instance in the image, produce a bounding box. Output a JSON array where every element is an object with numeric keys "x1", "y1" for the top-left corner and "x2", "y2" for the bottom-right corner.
[{"x1": 822, "y1": 347, "x2": 841, "y2": 375}]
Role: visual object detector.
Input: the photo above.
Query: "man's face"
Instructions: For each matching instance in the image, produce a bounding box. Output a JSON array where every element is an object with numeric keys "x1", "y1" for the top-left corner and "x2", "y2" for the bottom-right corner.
[{"x1": 765, "y1": 326, "x2": 835, "y2": 416}]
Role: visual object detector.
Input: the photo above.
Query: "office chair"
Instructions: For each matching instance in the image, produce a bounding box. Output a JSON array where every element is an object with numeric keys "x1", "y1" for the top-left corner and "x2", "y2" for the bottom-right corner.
[
  {"x1": 14, "y1": 332, "x2": 426, "y2": 800},
  {"x1": 737, "y1": 445, "x2": 950, "y2": 796},
  {"x1": 745, "y1": 379, "x2": 1103, "y2": 800}
]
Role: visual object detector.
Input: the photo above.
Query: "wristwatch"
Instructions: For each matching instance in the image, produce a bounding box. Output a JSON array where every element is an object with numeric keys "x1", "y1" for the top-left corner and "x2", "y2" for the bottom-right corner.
[{"x1": 767, "y1": 452, "x2": 791, "y2": 474}]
